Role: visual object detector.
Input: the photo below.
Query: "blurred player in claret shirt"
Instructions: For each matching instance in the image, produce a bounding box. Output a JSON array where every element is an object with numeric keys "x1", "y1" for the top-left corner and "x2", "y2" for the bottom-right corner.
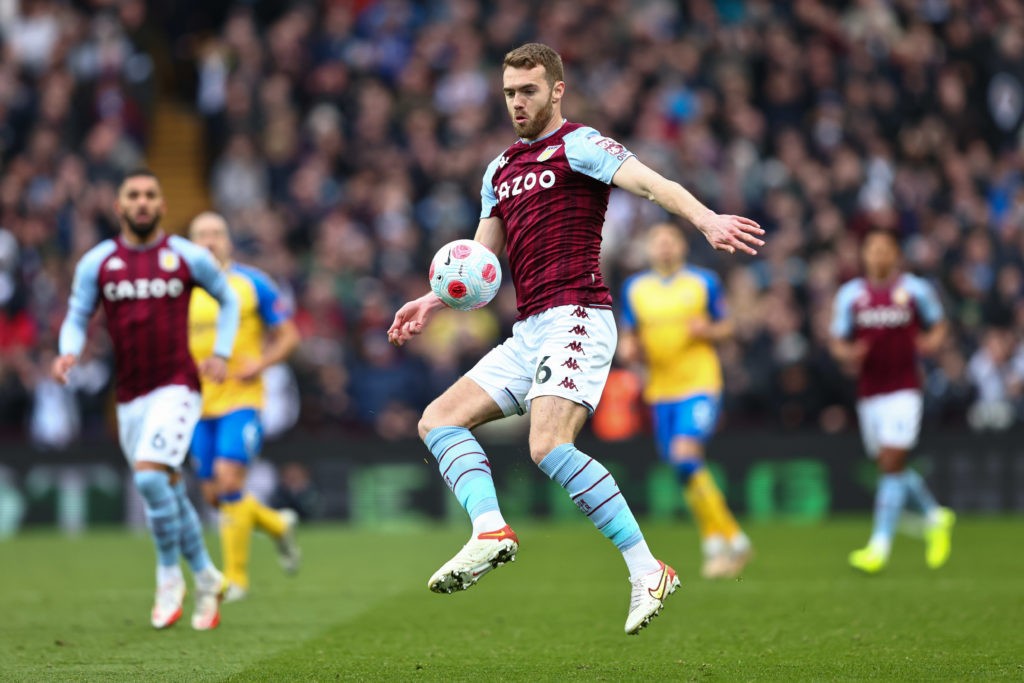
[
  {"x1": 388, "y1": 43, "x2": 764, "y2": 635},
  {"x1": 830, "y1": 228, "x2": 955, "y2": 574},
  {"x1": 52, "y1": 170, "x2": 240, "y2": 630},
  {"x1": 619, "y1": 223, "x2": 752, "y2": 580},
  {"x1": 188, "y1": 212, "x2": 301, "y2": 603}
]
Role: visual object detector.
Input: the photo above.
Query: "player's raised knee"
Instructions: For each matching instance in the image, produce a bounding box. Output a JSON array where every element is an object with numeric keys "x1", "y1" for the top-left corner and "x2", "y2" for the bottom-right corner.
[
  {"x1": 418, "y1": 403, "x2": 446, "y2": 441},
  {"x1": 528, "y1": 434, "x2": 566, "y2": 465}
]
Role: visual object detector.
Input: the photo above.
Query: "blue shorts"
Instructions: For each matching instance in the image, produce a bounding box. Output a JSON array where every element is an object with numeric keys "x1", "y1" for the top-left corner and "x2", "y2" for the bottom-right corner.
[
  {"x1": 190, "y1": 408, "x2": 263, "y2": 481},
  {"x1": 651, "y1": 394, "x2": 721, "y2": 459}
]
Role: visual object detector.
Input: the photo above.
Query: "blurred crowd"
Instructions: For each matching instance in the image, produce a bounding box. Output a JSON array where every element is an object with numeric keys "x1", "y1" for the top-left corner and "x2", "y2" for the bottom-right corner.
[{"x1": 2, "y1": 0, "x2": 1024, "y2": 448}]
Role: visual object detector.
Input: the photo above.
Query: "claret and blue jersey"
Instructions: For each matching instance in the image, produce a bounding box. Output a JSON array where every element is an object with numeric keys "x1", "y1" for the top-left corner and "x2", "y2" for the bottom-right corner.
[
  {"x1": 830, "y1": 272, "x2": 944, "y2": 398},
  {"x1": 58, "y1": 233, "x2": 238, "y2": 404},
  {"x1": 479, "y1": 120, "x2": 634, "y2": 320}
]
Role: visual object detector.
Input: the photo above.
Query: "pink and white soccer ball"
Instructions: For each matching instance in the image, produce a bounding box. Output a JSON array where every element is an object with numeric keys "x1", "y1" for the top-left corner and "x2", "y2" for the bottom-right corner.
[{"x1": 428, "y1": 239, "x2": 501, "y2": 311}]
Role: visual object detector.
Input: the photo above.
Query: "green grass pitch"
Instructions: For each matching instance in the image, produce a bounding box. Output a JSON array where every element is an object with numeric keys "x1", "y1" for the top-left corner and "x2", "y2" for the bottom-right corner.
[{"x1": 1, "y1": 518, "x2": 1021, "y2": 681}]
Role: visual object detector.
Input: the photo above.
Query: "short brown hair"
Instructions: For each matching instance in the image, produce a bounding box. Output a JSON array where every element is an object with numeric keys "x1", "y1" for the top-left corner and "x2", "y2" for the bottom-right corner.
[{"x1": 503, "y1": 43, "x2": 564, "y2": 85}]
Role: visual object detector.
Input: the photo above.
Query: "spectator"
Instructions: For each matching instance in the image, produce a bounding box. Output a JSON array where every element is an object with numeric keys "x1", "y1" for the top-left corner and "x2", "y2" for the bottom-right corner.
[
  {"x1": 966, "y1": 326, "x2": 1024, "y2": 430},
  {"x1": 1, "y1": 0, "x2": 1022, "y2": 438}
]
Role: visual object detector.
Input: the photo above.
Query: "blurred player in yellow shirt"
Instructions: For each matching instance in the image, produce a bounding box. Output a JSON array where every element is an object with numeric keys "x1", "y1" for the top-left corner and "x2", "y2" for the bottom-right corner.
[
  {"x1": 188, "y1": 212, "x2": 301, "y2": 601},
  {"x1": 619, "y1": 222, "x2": 751, "y2": 578}
]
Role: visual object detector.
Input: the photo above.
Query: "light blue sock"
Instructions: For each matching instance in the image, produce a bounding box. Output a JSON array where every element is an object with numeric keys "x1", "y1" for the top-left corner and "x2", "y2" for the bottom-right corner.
[
  {"x1": 902, "y1": 469, "x2": 938, "y2": 516},
  {"x1": 173, "y1": 480, "x2": 212, "y2": 573},
  {"x1": 538, "y1": 443, "x2": 643, "y2": 552},
  {"x1": 133, "y1": 470, "x2": 181, "y2": 568},
  {"x1": 425, "y1": 426, "x2": 500, "y2": 521},
  {"x1": 870, "y1": 473, "x2": 908, "y2": 552}
]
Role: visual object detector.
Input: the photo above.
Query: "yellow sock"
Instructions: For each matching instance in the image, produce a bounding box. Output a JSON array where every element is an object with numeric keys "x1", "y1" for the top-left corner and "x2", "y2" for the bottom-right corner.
[
  {"x1": 683, "y1": 469, "x2": 720, "y2": 540},
  {"x1": 246, "y1": 493, "x2": 287, "y2": 538},
  {"x1": 219, "y1": 495, "x2": 253, "y2": 590},
  {"x1": 688, "y1": 468, "x2": 742, "y2": 541}
]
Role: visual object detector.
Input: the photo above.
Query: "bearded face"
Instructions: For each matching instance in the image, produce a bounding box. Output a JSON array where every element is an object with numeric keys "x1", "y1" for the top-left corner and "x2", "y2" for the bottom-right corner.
[
  {"x1": 503, "y1": 65, "x2": 562, "y2": 141},
  {"x1": 116, "y1": 176, "x2": 165, "y2": 242}
]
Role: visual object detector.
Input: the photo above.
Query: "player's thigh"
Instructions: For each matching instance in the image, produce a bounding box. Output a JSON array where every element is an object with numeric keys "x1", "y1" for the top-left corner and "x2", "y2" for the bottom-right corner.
[
  {"x1": 421, "y1": 375, "x2": 509, "y2": 435},
  {"x1": 654, "y1": 394, "x2": 720, "y2": 462},
  {"x1": 524, "y1": 306, "x2": 616, "y2": 414},
  {"x1": 133, "y1": 385, "x2": 202, "y2": 469},
  {"x1": 214, "y1": 408, "x2": 263, "y2": 465},
  {"x1": 875, "y1": 390, "x2": 923, "y2": 451},
  {"x1": 190, "y1": 417, "x2": 219, "y2": 481},
  {"x1": 459, "y1": 324, "x2": 536, "y2": 423},
  {"x1": 528, "y1": 394, "x2": 590, "y2": 463},
  {"x1": 116, "y1": 395, "x2": 146, "y2": 465},
  {"x1": 856, "y1": 396, "x2": 882, "y2": 458}
]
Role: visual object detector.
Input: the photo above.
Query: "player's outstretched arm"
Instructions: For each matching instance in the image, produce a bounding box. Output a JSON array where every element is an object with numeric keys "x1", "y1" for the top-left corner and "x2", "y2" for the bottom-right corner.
[
  {"x1": 387, "y1": 293, "x2": 446, "y2": 346},
  {"x1": 388, "y1": 217, "x2": 506, "y2": 346},
  {"x1": 237, "y1": 319, "x2": 301, "y2": 381},
  {"x1": 56, "y1": 245, "x2": 110, "y2": 384},
  {"x1": 917, "y1": 319, "x2": 948, "y2": 356},
  {"x1": 472, "y1": 216, "x2": 506, "y2": 257},
  {"x1": 829, "y1": 337, "x2": 868, "y2": 372},
  {"x1": 611, "y1": 158, "x2": 764, "y2": 255}
]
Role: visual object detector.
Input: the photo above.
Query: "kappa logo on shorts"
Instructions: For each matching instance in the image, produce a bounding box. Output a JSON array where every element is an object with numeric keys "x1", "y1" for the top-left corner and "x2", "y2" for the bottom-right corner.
[
  {"x1": 571, "y1": 306, "x2": 590, "y2": 319},
  {"x1": 564, "y1": 341, "x2": 586, "y2": 354},
  {"x1": 568, "y1": 325, "x2": 589, "y2": 337},
  {"x1": 561, "y1": 358, "x2": 581, "y2": 371},
  {"x1": 558, "y1": 377, "x2": 579, "y2": 391}
]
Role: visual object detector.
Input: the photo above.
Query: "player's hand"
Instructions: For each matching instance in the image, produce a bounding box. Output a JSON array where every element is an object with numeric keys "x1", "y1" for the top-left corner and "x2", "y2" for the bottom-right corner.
[
  {"x1": 387, "y1": 293, "x2": 445, "y2": 346},
  {"x1": 696, "y1": 213, "x2": 764, "y2": 256},
  {"x1": 234, "y1": 358, "x2": 263, "y2": 382},
  {"x1": 51, "y1": 354, "x2": 77, "y2": 385},
  {"x1": 843, "y1": 340, "x2": 870, "y2": 369},
  {"x1": 915, "y1": 334, "x2": 942, "y2": 357},
  {"x1": 689, "y1": 319, "x2": 712, "y2": 341},
  {"x1": 199, "y1": 356, "x2": 229, "y2": 383}
]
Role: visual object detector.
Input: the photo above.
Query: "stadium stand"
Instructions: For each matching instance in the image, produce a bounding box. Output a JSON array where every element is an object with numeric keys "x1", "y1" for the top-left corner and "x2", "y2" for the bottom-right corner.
[{"x1": 1, "y1": 0, "x2": 1022, "y2": 443}]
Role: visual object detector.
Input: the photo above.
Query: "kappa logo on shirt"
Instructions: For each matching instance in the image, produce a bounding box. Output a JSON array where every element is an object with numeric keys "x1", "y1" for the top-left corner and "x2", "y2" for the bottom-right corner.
[{"x1": 105, "y1": 257, "x2": 126, "y2": 271}]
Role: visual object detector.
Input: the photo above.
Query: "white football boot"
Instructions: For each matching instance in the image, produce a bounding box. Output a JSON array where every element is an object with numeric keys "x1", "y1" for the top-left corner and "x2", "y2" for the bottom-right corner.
[
  {"x1": 701, "y1": 553, "x2": 735, "y2": 579},
  {"x1": 222, "y1": 583, "x2": 248, "y2": 604},
  {"x1": 428, "y1": 525, "x2": 519, "y2": 594},
  {"x1": 191, "y1": 567, "x2": 227, "y2": 631},
  {"x1": 275, "y1": 509, "x2": 301, "y2": 575},
  {"x1": 151, "y1": 576, "x2": 186, "y2": 629},
  {"x1": 625, "y1": 561, "x2": 680, "y2": 635}
]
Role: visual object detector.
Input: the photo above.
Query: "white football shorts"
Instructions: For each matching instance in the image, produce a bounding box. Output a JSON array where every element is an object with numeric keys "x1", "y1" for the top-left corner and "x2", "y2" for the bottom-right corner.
[
  {"x1": 116, "y1": 384, "x2": 202, "y2": 469},
  {"x1": 856, "y1": 388, "x2": 923, "y2": 457},
  {"x1": 466, "y1": 304, "x2": 616, "y2": 416}
]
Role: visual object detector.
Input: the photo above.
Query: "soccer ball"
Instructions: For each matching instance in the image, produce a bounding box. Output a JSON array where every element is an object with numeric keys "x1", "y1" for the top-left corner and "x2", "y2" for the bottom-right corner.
[{"x1": 428, "y1": 239, "x2": 501, "y2": 311}]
